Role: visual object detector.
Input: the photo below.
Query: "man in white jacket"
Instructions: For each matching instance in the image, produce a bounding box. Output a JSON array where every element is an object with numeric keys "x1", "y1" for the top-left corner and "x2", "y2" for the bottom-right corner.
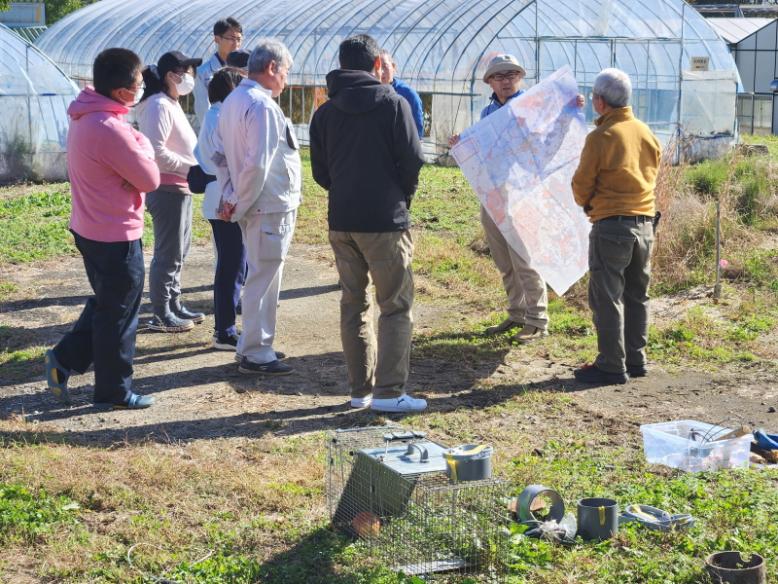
[
  {"x1": 194, "y1": 17, "x2": 243, "y2": 126},
  {"x1": 215, "y1": 39, "x2": 301, "y2": 376}
]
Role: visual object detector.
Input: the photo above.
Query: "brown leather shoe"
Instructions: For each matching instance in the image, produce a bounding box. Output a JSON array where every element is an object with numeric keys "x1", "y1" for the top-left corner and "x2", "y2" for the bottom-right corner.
[
  {"x1": 485, "y1": 317, "x2": 523, "y2": 335},
  {"x1": 512, "y1": 324, "x2": 548, "y2": 342}
]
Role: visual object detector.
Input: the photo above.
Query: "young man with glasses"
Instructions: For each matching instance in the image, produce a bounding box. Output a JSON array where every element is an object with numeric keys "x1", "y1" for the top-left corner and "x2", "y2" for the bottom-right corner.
[{"x1": 194, "y1": 17, "x2": 244, "y2": 125}]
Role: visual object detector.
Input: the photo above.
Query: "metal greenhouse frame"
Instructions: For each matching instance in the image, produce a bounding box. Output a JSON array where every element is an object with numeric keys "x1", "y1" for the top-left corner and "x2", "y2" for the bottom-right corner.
[
  {"x1": 0, "y1": 23, "x2": 78, "y2": 182},
  {"x1": 37, "y1": 0, "x2": 739, "y2": 155}
]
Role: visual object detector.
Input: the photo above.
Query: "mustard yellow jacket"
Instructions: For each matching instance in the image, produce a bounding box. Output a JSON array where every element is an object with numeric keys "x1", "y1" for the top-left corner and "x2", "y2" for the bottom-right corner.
[{"x1": 571, "y1": 107, "x2": 661, "y2": 223}]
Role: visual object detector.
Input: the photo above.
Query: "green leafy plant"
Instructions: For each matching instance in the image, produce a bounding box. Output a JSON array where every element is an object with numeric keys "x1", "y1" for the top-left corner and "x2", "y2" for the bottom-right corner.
[{"x1": 0, "y1": 484, "x2": 79, "y2": 544}]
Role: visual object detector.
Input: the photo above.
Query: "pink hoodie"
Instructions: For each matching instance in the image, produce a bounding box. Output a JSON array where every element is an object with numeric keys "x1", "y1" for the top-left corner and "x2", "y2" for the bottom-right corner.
[{"x1": 67, "y1": 87, "x2": 161, "y2": 242}]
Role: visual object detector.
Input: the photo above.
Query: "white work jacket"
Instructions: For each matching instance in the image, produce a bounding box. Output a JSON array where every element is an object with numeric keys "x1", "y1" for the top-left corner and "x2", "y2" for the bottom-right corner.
[
  {"x1": 194, "y1": 53, "x2": 224, "y2": 127},
  {"x1": 194, "y1": 102, "x2": 222, "y2": 220},
  {"x1": 214, "y1": 78, "x2": 302, "y2": 222}
]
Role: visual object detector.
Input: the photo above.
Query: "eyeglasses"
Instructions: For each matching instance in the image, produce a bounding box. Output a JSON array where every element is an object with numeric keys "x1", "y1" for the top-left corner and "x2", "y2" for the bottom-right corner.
[
  {"x1": 219, "y1": 35, "x2": 243, "y2": 43},
  {"x1": 491, "y1": 71, "x2": 521, "y2": 82}
]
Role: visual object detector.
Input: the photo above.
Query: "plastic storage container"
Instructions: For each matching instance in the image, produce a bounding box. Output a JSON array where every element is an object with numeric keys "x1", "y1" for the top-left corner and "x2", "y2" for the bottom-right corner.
[{"x1": 640, "y1": 420, "x2": 751, "y2": 472}]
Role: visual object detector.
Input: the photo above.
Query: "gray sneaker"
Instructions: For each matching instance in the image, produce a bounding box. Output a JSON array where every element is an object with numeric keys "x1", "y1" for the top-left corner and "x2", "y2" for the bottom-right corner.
[{"x1": 148, "y1": 313, "x2": 195, "y2": 333}]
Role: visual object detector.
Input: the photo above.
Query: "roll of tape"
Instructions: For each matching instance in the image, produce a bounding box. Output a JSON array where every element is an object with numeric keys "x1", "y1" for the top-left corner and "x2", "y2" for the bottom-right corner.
[{"x1": 517, "y1": 484, "x2": 565, "y2": 524}]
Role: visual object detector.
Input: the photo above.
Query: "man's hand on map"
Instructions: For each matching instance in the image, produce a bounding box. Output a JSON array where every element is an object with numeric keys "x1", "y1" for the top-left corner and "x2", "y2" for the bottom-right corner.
[
  {"x1": 448, "y1": 134, "x2": 461, "y2": 148},
  {"x1": 576, "y1": 94, "x2": 585, "y2": 108}
]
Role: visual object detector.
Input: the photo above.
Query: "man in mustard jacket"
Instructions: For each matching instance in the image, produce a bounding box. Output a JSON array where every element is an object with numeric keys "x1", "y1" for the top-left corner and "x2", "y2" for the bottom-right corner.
[{"x1": 571, "y1": 68, "x2": 661, "y2": 385}]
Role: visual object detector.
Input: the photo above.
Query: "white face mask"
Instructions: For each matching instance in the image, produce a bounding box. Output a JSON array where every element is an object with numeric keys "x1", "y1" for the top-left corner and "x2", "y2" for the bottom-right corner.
[
  {"x1": 175, "y1": 73, "x2": 195, "y2": 96},
  {"x1": 133, "y1": 86, "x2": 145, "y2": 105}
]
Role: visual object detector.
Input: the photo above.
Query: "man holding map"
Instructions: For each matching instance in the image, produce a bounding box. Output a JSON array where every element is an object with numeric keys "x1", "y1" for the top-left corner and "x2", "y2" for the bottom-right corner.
[
  {"x1": 450, "y1": 54, "x2": 584, "y2": 342},
  {"x1": 571, "y1": 68, "x2": 661, "y2": 385}
]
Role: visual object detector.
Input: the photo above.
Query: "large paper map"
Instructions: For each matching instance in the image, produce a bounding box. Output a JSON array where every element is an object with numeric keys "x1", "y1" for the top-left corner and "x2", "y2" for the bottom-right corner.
[{"x1": 451, "y1": 67, "x2": 590, "y2": 295}]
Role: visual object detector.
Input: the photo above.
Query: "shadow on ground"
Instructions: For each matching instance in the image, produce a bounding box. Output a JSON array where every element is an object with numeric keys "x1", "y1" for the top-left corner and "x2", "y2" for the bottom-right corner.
[
  {"x1": 257, "y1": 527, "x2": 382, "y2": 584},
  {"x1": 0, "y1": 371, "x2": 586, "y2": 448}
]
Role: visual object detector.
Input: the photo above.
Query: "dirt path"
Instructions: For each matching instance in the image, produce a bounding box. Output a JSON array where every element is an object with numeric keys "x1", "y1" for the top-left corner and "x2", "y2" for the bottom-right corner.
[{"x1": 1, "y1": 242, "x2": 776, "y2": 445}]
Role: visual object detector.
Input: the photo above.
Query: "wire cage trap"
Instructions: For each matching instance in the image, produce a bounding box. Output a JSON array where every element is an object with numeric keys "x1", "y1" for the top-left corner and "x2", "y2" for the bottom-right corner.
[{"x1": 327, "y1": 426, "x2": 510, "y2": 580}]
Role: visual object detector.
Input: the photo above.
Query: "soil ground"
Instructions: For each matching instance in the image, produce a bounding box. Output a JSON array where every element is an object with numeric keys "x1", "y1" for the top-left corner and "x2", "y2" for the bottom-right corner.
[{"x1": 1, "y1": 241, "x2": 776, "y2": 443}]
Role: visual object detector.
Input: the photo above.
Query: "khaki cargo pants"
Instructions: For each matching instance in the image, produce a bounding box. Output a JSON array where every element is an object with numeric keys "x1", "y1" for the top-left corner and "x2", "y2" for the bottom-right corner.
[
  {"x1": 481, "y1": 207, "x2": 548, "y2": 330},
  {"x1": 329, "y1": 230, "x2": 414, "y2": 399},
  {"x1": 588, "y1": 216, "x2": 655, "y2": 374}
]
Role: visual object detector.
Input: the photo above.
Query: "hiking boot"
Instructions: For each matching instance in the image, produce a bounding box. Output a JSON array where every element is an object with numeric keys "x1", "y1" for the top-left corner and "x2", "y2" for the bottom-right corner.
[
  {"x1": 213, "y1": 332, "x2": 239, "y2": 351},
  {"x1": 574, "y1": 364, "x2": 628, "y2": 385},
  {"x1": 171, "y1": 301, "x2": 205, "y2": 324},
  {"x1": 350, "y1": 394, "x2": 373, "y2": 409},
  {"x1": 485, "y1": 318, "x2": 523, "y2": 335},
  {"x1": 512, "y1": 324, "x2": 548, "y2": 342},
  {"x1": 44, "y1": 349, "x2": 71, "y2": 404},
  {"x1": 148, "y1": 313, "x2": 195, "y2": 333},
  {"x1": 626, "y1": 364, "x2": 647, "y2": 378},
  {"x1": 371, "y1": 393, "x2": 427, "y2": 413},
  {"x1": 238, "y1": 357, "x2": 293, "y2": 376}
]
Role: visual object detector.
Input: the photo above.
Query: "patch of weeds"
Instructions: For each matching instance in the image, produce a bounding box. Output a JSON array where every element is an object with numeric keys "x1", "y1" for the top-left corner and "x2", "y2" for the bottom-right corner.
[
  {"x1": 685, "y1": 159, "x2": 729, "y2": 196},
  {"x1": 414, "y1": 325, "x2": 509, "y2": 366},
  {"x1": 0, "y1": 346, "x2": 45, "y2": 385},
  {"x1": 741, "y1": 249, "x2": 778, "y2": 289},
  {"x1": 726, "y1": 311, "x2": 776, "y2": 342},
  {"x1": 648, "y1": 307, "x2": 762, "y2": 365},
  {"x1": 165, "y1": 549, "x2": 263, "y2": 584},
  {"x1": 0, "y1": 483, "x2": 80, "y2": 544},
  {"x1": 0, "y1": 187, "x2": 75, "y2": 264},
  {"x1": 0, "y1": 280, "x2": 18, "y2": 301},
  {"x1": 0, "y1": 187, "x2": 211, "y2": 265},
  {"x1": 547, "y1": 298, "x2": 592, "y2": 336},
  {"x1": 505, "y1": 523, "x2": 554, "y2": 575}
]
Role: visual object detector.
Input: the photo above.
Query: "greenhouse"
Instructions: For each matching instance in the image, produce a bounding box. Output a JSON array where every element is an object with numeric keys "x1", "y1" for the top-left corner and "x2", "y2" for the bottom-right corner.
[
  {"x1": 37, "y1": 0, "x2": 740, "y2": 155},
  {"x1": 0, "y1": 22, "x2": 78, "y2": 182}
]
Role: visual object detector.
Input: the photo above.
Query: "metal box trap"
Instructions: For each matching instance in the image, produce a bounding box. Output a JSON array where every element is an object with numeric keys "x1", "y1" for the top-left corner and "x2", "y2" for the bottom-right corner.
[{"x1": 327, "y1": 426, "x2": 509, "y2": 579}]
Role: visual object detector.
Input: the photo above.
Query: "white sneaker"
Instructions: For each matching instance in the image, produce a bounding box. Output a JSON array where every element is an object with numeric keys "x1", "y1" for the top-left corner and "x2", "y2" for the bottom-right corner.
[
  {"x1": 350, "y1": 394, "x2": 373, "y2": 408},
  {"x1": 371, "y1": 394, "x2": 427, "y2": 413}
]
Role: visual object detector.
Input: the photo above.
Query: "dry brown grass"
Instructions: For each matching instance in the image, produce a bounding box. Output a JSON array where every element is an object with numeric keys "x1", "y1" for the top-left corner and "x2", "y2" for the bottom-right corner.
[
  {"x1": 0, "y1": 422, "x2": 327, "y2": 581},
  {"x1": 652, "y1": 146, "x2": 773, "y2": 291}
]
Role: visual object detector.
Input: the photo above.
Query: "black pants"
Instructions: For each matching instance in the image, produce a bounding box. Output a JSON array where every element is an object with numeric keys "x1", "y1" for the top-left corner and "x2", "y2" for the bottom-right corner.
[
  {"x1": 209, "y1": 219, "x2": 247, "y2": 336},
  {"x1": 53, "y1": 232, "x2": 144, "y2": 403}
]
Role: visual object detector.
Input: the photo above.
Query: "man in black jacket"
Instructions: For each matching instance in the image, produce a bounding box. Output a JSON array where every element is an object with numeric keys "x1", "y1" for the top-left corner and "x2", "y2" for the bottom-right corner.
[{"x1": 310, "y1": 34, "x2": 426, "y2": 413}]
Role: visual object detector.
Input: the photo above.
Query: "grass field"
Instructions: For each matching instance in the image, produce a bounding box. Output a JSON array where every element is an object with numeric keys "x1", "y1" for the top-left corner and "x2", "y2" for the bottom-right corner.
[{"x1": 1, "y1": 141, "x2": 777, "y2": 583}]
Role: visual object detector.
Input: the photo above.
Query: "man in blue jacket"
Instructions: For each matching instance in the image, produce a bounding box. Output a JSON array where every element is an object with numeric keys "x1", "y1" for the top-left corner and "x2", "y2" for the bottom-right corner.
[{"x1": 380, "y1": 50, "x2": 424, "y2": 138}]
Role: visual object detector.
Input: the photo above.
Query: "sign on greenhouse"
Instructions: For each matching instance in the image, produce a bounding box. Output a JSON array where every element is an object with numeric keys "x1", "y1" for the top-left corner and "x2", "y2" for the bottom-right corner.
[{"x1": 451, "y1": 66, "x2": 590, "y2": 296}]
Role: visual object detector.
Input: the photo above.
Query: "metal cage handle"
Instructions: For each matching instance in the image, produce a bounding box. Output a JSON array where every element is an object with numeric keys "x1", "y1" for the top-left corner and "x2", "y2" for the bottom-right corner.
[{"x1": 404, "y1": 442, "x2": 430, "y2": 462}]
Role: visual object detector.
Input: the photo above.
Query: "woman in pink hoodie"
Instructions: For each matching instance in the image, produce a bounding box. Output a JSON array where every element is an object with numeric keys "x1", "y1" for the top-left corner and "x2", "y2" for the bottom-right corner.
[{"x1": 45, "y1": 48, "x2": 160, "y2": 410}]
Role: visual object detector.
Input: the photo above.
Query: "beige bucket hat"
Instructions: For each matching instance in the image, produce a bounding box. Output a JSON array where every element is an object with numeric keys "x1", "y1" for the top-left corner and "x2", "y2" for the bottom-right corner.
[{"x1": 483, "y1": 54, "x2": 526, "y2": 82}]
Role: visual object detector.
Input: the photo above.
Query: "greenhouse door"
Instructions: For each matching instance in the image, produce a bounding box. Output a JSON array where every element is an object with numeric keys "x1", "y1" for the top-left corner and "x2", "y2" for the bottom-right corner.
[{"x1": 536, "y1": 38, "x2": 682, "y2": 142}]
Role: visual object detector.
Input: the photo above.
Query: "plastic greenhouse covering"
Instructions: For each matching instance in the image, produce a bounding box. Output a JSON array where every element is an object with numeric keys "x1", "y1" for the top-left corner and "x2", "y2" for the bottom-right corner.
[
  {"x1": 0, "y1": 23, "x2": 78, "y2": 182},
  {"x1": 37, "y1": 0, "x2": 740, "y2": 154}
]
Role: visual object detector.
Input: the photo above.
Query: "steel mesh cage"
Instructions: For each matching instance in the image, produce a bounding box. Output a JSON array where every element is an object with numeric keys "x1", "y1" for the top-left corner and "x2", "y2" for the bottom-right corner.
[{"x1": 327, "y1": 426, "x2": 510, "y2": 580}]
